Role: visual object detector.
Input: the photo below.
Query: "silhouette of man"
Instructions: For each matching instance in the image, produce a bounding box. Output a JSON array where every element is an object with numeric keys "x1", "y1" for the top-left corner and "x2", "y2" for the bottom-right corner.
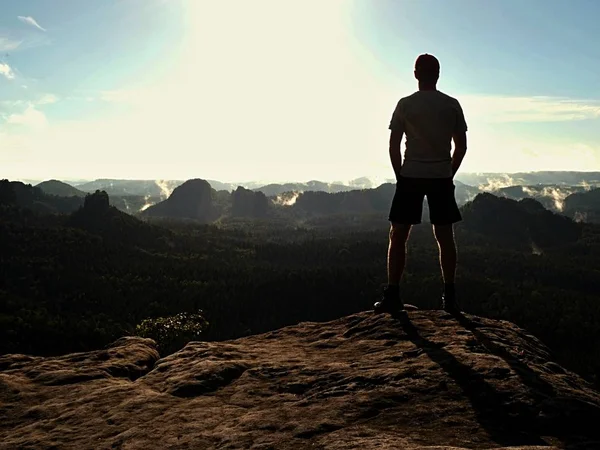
[{"x1": 374, "y1": 54, "x2": 467, "y2": 315}]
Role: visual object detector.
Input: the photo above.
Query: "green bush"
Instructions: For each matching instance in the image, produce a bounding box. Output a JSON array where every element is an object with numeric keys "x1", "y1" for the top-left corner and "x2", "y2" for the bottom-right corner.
[{"x1": 135, "y1": 311, "x2": 208, "y2": 355}]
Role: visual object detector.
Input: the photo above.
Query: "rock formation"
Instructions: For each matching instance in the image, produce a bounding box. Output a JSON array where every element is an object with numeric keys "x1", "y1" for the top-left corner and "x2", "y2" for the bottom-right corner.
[
  {"x1": 1, "y1": 311, "x2": 599, "y2": 449},
  {"x1": 232, "y1": 186, "x2": 269, "y2": 218},
  {"x1": 68, "y1": 190, "x2": 167, "y2": 246},
  {"x1": 564, "y1": 188, "x2": 600, "y2": 223},
  {"x1": 459, "y1": 193, "x2": 581, "y2": 249},
  {"x1": 142, "y1": 179, "x2": 214, "y2": 222},
  {"x1": 0, "y1": 180, "x2": 83, "y2": 214}
]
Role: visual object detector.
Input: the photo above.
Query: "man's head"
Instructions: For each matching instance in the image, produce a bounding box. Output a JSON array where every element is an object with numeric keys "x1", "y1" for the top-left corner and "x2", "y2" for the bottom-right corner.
[{"x1": 414, "y1": 53, "x2": 440, "y2": 84}]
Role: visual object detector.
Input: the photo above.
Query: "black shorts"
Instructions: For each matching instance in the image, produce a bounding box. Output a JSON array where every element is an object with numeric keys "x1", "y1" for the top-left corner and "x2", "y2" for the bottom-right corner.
[{"x1": 388, "y1": 176, "x2": 462, "y2": 225}]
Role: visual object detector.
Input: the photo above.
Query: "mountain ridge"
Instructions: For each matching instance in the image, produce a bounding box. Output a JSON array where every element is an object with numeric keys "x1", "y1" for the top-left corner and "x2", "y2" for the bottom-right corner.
[
  {"x1": 6, "y1": 176, "x2": 600, "y2": 224},
  {"x1": 36, "y1": 180, "x2": 86, "y2": 198}
]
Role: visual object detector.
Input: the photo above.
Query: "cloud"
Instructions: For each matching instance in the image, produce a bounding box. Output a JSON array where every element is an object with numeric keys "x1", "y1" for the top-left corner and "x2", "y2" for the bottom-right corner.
[
  {"x1": 0, "y1": 62, "x2": 15, "y2": 80},
  {"x1": 1, "y1": 94, "x2": 58, "y2": 117},
  {"x1": 461, "y1": 95, "x2": 600, "y2": 123},
  {"x1": 38, "y1": 93, "x2": 59, "y2": 105},
  {"x1": 0, "y1": 36, "x2": 22, "y2": 52},
  {"x1": 0, "y1": 100, "x2": 26, "y2": 111},
  {"x1": 6, "y1": 106, "x2": 48, "y2": 130},
  {"x1": 1, "y1": 93, "x2": 58, "y2": 115},
  {"x1": 1, "y1": 33, "x2": 51, "y2": 52},
  {"x1": 18, "y1": 16, "x2": 46, "y2": 32}
]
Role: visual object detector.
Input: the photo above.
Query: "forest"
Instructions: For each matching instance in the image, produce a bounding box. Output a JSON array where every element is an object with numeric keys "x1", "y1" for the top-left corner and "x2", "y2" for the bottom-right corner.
[{"x1": 1, "y1": 183, "x2": 600, "y2": 391}]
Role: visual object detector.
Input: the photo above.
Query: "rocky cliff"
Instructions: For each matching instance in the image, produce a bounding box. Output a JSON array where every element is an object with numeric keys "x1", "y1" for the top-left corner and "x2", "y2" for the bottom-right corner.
[
  {"x1": 142, "y1": 179, "x2": 214, "y2": 221},
  {"x1": 1, "y1": 311, "x2": 599, "y2": 449}
]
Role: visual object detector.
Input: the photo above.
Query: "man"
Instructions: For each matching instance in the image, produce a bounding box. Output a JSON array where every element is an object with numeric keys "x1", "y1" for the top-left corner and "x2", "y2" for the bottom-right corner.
[{"x1": 374, "y1": 53, "x2": 468, "y2": 315}]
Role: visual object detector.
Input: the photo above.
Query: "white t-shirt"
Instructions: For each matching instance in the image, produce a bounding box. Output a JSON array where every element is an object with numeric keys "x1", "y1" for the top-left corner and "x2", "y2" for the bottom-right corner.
[{"x1": 389, "y1": 90, "x2": 467, "y2": 178}]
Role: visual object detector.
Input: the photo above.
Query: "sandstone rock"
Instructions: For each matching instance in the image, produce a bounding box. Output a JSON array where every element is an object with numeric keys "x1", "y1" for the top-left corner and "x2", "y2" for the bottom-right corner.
[
  {"x1": 232, "y1": 187, "x2": 269, "y2": 218},
  {"x1": 143, "y1": 179, "x2": 214, "y2": 221},
  {"x1": 1, "y1": 311, "x2": 599, "y2": 449}
]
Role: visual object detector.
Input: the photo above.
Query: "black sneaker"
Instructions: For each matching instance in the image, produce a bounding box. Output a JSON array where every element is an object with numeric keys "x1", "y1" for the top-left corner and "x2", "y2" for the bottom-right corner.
[
  {"x1": 442, "y1": 291, "x2": 461, "y2": 315},
  {"x1": 374, "y1": 286, "x2": 405, "y2": 314}
]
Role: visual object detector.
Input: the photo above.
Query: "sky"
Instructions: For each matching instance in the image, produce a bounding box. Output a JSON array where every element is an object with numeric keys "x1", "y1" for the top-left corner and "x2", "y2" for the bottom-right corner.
[{"x1": 1, "y1": 0, "x2": 600, "y2": 183}]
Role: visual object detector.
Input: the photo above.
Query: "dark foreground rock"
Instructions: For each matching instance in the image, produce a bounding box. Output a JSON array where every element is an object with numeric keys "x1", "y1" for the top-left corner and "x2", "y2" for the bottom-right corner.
[{"x1": 1, "y1": 311, "x2": 600, "y2": 449}]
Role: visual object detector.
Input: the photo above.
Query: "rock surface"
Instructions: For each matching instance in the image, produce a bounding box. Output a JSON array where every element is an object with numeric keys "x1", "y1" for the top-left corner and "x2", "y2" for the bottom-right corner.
[{"x1": 1, "y1": 311, "x2": 600, "y2": 449}]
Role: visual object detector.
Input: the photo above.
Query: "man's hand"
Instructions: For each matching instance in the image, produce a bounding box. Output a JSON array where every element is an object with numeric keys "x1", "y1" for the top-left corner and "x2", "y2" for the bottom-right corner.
[
  {"x1": 389, "y1": 129, "x2": 403, "y2": 180},
  {"x1": 451, "y1": 131, "x2": 467, "y2": 177}
]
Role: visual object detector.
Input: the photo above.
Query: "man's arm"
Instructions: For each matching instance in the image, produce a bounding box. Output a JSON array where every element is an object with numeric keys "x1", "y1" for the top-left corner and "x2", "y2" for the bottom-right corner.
[
  {"x1": 389, "y1": 129, "x2": 403, "y2": 180},
  {"x1": 451, "y1": 131, "x2": 467, "y2": 177},
  {"x1": 388, "y1": 100, "x2": 404, "y2": 180},
  {"x1": 451, "y1": 101, "x2": 468, "y2": 177}
]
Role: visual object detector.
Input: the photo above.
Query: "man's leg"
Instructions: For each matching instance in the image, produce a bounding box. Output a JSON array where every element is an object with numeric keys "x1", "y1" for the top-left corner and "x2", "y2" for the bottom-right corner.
[
  {"x1": 433, "y1": 223, "x2": 459, "y2": 312},
  {"x1": 374, "y1": 223, "x2": 412, "y2": 313},
  {"x1": 373, "y1": 222, "x2": 412, "y2": 313},
  {"x1": 433, "y1": 224, "x2": 456, "y2": 283},
  {"x1": 377, "y1": 177, "x2": 423, "y2": 314},
  {"x1": 388, "y1": 222, "x2": 412, "y2": 285}
]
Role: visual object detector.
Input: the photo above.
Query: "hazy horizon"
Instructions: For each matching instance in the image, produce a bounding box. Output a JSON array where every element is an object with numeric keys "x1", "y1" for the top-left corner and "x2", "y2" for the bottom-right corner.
[
  {"x1": 12, "y1": 169, "x2": 600, "y2": 193},
  {"x1": 2, "y1": 0, "x2": 600, "y2": 181}
]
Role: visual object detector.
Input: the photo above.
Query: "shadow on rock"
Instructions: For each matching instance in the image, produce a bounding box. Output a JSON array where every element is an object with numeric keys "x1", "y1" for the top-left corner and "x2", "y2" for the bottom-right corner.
[
  {"x1": 399, "y1": 314, "x2": 548, "y2": 448},
  {"x1": 452, "y1": 312, "x2": 600, "y2": 447}
]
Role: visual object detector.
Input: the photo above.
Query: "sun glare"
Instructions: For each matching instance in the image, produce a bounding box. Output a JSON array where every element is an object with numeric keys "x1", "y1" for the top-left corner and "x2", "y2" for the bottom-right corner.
[{"x1": 161, "y1": 0, "x2": 393, "y2": 182}]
